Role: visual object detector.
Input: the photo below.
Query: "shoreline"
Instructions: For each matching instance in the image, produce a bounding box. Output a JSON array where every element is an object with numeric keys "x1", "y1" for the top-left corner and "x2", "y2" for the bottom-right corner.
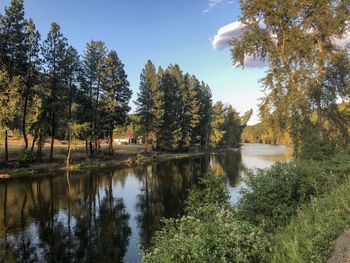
[{"x1": 0, "y1": 149, "x2": 231, "y2": 180}]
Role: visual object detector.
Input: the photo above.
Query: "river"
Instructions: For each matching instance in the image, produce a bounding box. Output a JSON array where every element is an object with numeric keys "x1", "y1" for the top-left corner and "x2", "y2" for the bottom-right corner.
[{"x1": 0, "y1": 143, "x2": 292, "y2": 262}]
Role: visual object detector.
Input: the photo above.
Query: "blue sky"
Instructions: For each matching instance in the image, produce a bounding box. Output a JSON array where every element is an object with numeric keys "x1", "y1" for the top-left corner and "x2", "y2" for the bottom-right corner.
[{"x1": 1, "y1": 0, "x2": 267, "y2": 124}]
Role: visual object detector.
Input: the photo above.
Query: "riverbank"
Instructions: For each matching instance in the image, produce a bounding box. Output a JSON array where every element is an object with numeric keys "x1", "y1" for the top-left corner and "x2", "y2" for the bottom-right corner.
[
  {"x1": 0, "y1": 145, "x2": 216, "y2": 179},
  {"x1": 142, "y1": 154, "x2": 350, "y2": 262}
]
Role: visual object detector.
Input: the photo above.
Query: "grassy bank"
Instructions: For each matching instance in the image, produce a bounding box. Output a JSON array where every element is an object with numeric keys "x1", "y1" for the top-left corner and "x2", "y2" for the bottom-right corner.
[
  {"x1": 271, "y1": 179, "x2": 350, "y2": 262},
  {"x1": 142, "y1": 154, "x2": 350, "y2": 263},
  {"x1": 0, "y1": 144, "x2": 212, "y2": 179}
]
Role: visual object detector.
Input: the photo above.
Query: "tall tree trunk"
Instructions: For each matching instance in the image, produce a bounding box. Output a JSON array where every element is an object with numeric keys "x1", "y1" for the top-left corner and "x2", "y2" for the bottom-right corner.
[
  {"x1": 22, "y1": 96, "x2": 29, "y2": 149},
  {"x1": 109, "y1": 121, "x2": 114, "y2": 155},
  {"x1": 22, "y1": 73, "x2": 31, "y2": 150},
  {"x1": 30, "y1": 128, "x2": 38, "y2": 155},
  {"x1": 37, "y1": 132, "x2": 43, "y2": 161},
  {"x1": 144, "y1": 130, "x2": 149, "y2": 155},
  {"x1": 94, "y1": 139, "x2": 98, "y2": 155},
  {"x1": 49, "y1": 111, "x2": 55, "y2": 162},
  {"x1": 66, "y1": 131, "x2": 72, "y2": 165},
  {"x1": 4, "y1": 130, "x2": 8, "y2": 162},
  {"x1": 85, "y1": 140, "x2": 88, "y2": 157},
  {"x1": 3, "y1": 183, "x2": 7, "y2": 260},
  {"x1": 89, "y1": 141, "x2": 93, "y2": 155},
  {"x1": 66, "y1": 80, "x2": 73, "y2": 166}
]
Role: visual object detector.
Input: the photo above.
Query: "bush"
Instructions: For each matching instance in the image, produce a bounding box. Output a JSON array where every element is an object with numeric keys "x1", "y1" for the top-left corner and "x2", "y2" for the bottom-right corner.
[
  {"x1": 237, "y1": 160, "x2": 342, "y2": 231},
  {"x1": 142, "y1": 173, "x2": 271, "y2": 263}
]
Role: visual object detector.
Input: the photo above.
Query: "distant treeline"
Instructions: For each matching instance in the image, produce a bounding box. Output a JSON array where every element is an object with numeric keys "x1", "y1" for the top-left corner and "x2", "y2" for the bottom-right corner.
[
  {"x1": 0, "y1": 0, "x2": 251, "y2": 164},
  {"x1": 242, "y1": 122, "x2": 292, "y2": 145},
  {"x1": 242, "y1": 102, "x2": 350, "y2": 146}
]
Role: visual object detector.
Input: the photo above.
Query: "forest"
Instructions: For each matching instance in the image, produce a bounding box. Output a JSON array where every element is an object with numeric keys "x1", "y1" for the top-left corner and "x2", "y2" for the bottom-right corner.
[{"x1": 0, "y1": 0, "x2": 250, "y2": 166}]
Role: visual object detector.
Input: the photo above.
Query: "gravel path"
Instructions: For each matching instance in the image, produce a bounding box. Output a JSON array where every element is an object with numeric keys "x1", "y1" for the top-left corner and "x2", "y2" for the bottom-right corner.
[{"x1": 328, "y1": 230, "x2": 350, "y2": 263}]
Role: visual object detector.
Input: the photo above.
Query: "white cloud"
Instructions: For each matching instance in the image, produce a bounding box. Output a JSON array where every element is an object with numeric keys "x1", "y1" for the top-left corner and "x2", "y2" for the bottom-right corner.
[
  {"x1": 203, "y1": 0, "x2": 234, "y2": 13},
  {"x1": 211, "y1": 21, "x2": 268, "y2": 68},
  {"x1": 212, "y1": 20, "x2": 349, "y2": 69},
  {"x1": 211, "y1": 21, "x2": 245, "y2": 50},
  {"x1": 243, "y1": 55, "x2": 268, "y2": 68},
  {"x1": 332, "y1": 32, "x2": 350, "y2": 47}
]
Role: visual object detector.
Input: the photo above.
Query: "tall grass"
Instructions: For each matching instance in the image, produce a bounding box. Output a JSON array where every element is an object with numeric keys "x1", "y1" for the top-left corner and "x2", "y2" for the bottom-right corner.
[{"x1": 271, "y1": 179, "x2": 350, "y2": 262}]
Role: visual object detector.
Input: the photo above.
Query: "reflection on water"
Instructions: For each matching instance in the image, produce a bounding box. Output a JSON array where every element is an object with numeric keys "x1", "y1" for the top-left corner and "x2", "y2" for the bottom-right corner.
[{"x1": 0, "y1": 143, "x2": 292, "y2": 262}]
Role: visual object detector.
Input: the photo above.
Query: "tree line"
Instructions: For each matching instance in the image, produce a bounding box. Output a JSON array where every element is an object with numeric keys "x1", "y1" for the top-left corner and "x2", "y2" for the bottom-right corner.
[
  {"x1": 0, "y1": 0, "x2": 131, "y2": 163},
  {"x1": 0, "y1": 0, "x2": 251, "y2": 164}
]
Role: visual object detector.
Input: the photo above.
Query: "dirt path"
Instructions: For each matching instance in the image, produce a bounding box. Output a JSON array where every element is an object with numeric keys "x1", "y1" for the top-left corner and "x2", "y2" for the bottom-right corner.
[{"x1": 328, "y1": 230, "x2": 350, "y2": 263}]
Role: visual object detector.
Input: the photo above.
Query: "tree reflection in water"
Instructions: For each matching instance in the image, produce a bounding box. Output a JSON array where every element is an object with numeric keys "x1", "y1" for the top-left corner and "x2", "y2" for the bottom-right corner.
[
  {"x1": 0, "y1": 151, "x2": 245, "y2": 262},
  {"x1": 0, "y1": 170, "x2": 131, "y2": 263}
]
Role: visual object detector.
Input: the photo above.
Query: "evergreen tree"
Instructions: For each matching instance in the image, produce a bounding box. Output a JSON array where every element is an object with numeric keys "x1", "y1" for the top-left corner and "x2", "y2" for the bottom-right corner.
[
  {"x1": 62, "y1": 46, "x2": 80, "y2": 164},
  {"x1": 0, "y1": 70, "x2": 21, "y2": 161},
  {"x1": 222, "y1": 106, "x2": 243, "y2": 148},
  {"x1": 101, "y1": 50, "x2": 131, "y2": 154},
  {"x1": 152, "y1": 66, "x2": 165, "y2": 151},
  {"x1": 136, "y1": 60, "x2": 157, "y2": 154},
  {"x1": 82, "y1": 40, "x2": 106, "y2": 154},
  {"x1": 0, "y1": 0, "x2": 27, "y2": 76},
  {"x1": 179, "y1": 74, "x2": 198, "y2": 150},
  {"x1": 210, "y1": 101, "x2": 225, "y2": 148},
  {"x1": 195, "y1": 81, "x2": 212, "y2": 149},
  {"x1": 166, "y1": 65, "x2": 183, "y2": 151},
  {"x1": 41, "y1": 22, "x2": 68, "y2": 161},
  {"x1": 22, "y1": 18, "x2": 41, "y2": 150}
]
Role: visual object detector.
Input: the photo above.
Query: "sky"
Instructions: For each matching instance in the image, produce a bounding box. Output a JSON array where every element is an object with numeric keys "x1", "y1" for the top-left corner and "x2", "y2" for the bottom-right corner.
[{"x1": 0, "y1": 0, "x2": 268, "y2": 124}]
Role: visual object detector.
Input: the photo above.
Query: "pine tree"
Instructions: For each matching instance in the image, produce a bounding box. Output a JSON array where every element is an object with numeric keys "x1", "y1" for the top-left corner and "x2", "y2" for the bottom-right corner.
[
  {"x1": 62, "y1": 46, "x2": 80, "y2": 164},
  {"x1": 153, "y1": 66, "x2": 165, "y2": 151},
  {"x1": 180, "y1": 74, "x2": 200, "y2": 150},
  {"x1": 101, "y1": 50, "x2": 131, "y2": 154},
  {"x1": 82, "y1": 40, "x2": 106, "y2": 154},
  {"x1": 42, "y1": 22, "x2": 68, "y2": 161},
  {"x1": 159, "y1": 65, "x2": 184, "y2": 151},
  {"x1": 136, "y1": 60, "x2": 157, "y2": 154},
  {"x1": 210, "y1": 101, "x2": 225, "y2": 148},
  {"x1": 0, "y1": 70, "x2": 21, "y2": 161},
  {"x1": 195, "y1": 81, "x2": 212, "y2": 149},
  {"x1": 22, "y1": 18, "x2": 41, "y2": 150},
  {"x1": 222, "y1": 105, "x2": 242, "y2": 148},
  {"x1": 0, "y1": 0, "x2": 27, "y2": 76}
]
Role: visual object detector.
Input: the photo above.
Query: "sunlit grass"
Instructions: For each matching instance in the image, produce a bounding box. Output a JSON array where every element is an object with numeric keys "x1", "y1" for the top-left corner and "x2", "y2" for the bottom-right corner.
[{"x1": 271, "y1": 179, "x2": 350, "y2": 263}]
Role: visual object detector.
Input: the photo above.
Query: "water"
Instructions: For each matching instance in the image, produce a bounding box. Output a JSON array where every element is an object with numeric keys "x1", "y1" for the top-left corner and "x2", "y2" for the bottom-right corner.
[{"x1": 0, "y1": 144, "x2": 292, "y2": 263}]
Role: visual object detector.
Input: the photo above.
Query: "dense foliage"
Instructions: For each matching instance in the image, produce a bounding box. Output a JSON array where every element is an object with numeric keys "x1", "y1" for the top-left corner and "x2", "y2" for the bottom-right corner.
[
  {"x1": 135, "y1": 62, "x2": 251, "y2": 152},
  {"x1": 142, "y1": 173, "x2": 271, "y2": 263},
  {"x1": 143, "y1": 155, "x2": 350, "y2": 262},
  {"x1": 237, "y1": 157, "x2": 350, "y2": 230},
  {"x1": 231, "y1": 0, "x2": 350, "y2": 159}
]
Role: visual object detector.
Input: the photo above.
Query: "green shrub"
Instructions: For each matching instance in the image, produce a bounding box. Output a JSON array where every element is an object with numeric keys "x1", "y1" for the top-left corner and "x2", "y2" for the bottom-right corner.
[
  {"x1": 142, "y1": 173, "x2": 271, "y2": 263},
  {"x1": 270, "y1": 179, "x2": 350, "y2": 262},
  {"x1": 237, "y1": 160, "x2": 341, "y2": 231}
]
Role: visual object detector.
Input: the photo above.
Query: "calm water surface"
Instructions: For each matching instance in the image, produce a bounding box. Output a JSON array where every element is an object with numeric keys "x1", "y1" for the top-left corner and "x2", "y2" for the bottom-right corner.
[{"x1": 0, "y1": 144, "x2": 292, "y2": 263}]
